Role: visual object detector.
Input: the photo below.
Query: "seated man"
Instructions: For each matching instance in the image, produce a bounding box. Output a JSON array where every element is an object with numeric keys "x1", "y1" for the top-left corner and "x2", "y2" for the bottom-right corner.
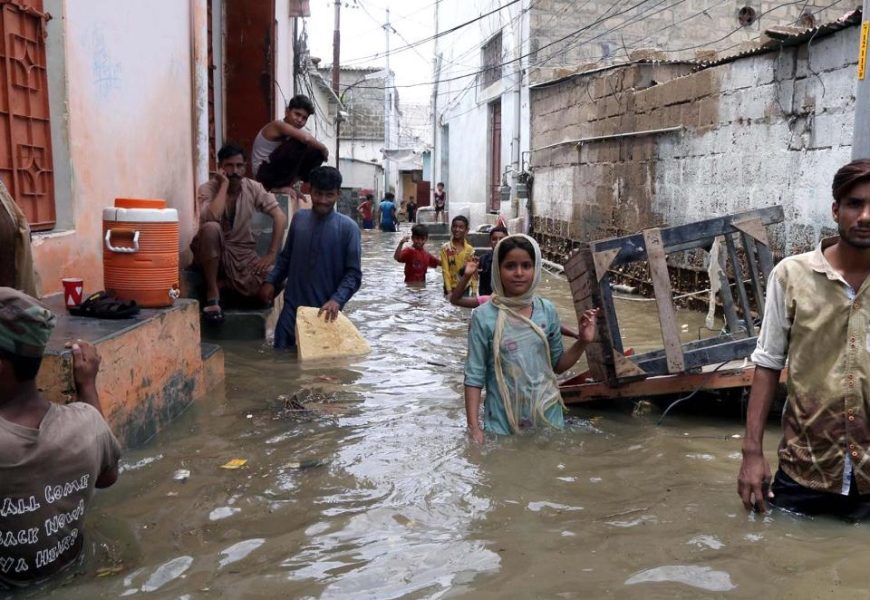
[
  {"x1": 252, "y1": 95, "x2": 329, "y2": 194},
  {"x1": 0, "y1": 180, "x2": 38, "y2": 295},
  {"x1": 0, "y1": 288, "x2": 120, "y2": 589},
  {"x1": 191, "y1": 144, "x2": 288, "y2": 322}
]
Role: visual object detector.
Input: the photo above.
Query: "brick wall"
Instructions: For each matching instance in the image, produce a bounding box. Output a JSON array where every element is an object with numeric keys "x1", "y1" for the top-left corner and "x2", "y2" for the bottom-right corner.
[
  {"x1": 529, "y1": 22, "x2": 859, "y2": 266},
  {"x1": 319, "y1": 68, "x2": 387, "y2": 140}
]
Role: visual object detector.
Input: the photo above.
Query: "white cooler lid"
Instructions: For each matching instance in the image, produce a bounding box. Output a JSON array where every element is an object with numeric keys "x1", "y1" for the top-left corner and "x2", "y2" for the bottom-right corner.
[{"x1": 103, "y1": 207, "x2": 179, "y2": 223}]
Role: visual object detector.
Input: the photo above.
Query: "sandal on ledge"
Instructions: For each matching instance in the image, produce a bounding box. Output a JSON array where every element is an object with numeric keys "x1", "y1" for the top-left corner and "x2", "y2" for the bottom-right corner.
[
  {"x1": 69, "y1": 291, "x2": 140, "y2": 319},
  {"x1": 202, "y1": 298, "x2": 224, "y2": 324}
]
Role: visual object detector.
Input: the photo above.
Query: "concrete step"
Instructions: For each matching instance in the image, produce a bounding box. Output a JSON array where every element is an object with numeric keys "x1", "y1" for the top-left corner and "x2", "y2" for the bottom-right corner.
[
  {"x1": 38, "y1": 296, "x2": 221, "y2": 448},
  {"x1": 200, "y1": 301, "x2": 281, "y2": 342}
]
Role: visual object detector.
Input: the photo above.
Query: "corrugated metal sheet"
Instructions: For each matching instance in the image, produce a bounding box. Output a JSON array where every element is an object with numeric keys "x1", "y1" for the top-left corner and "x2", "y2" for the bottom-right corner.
[
  {"x1": 529, "y1": 8, "x2": 864, "y2": 89},
  {"x1": 698, "y1": 8, "x2": 863, "y2": 68}
]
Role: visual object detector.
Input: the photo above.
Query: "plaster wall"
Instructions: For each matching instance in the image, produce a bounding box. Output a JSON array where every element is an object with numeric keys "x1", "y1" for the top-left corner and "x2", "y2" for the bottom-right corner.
[
  {"x1": 338, "y1": 159, "x2": 383, "y2": 197},
  {"x1": 530, "y1": 24, "x2": 859, "y2": 263},
  {"x1": 274, "y1": 11, "x2": 295, "y2": 119},
  {"x1": 33, "y1": 0, "x2": 197, "y2": 295}
]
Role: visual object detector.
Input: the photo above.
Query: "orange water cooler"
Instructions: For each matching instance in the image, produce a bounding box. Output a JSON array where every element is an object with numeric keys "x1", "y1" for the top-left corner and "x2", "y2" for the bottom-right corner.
[{"x1": 102, "y1": 198, "x2": 179, "y2": 308}]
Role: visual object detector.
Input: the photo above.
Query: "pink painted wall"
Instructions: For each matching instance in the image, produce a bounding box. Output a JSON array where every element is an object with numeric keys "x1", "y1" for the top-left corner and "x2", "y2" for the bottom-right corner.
[{"x1": 33, "y1": 0, "x2": 197, "y2": 296}]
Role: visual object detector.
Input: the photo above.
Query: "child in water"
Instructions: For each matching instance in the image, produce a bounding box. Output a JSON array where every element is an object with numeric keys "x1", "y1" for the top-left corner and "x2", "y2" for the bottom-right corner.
[
  {"x1": 463, "y1": 234, "x2": 598, "y2": 442},
  {"x1": 440, "y1": 215, "x2": 476, "y2": 296},
  {"x1": 394, "y1": 224, "x2": 439, "y2": 284}
]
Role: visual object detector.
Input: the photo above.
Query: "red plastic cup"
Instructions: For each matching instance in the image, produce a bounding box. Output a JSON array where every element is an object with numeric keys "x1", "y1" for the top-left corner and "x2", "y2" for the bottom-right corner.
[{"x1": 62, "y1": 278, "x2": 84, "y2": 308}]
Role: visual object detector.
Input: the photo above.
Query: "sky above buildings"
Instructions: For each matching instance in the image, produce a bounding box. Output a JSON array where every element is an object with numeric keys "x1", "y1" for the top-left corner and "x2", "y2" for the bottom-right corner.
[{"x1": 304, "y1": 0, "x2": 437, "y2": 104}]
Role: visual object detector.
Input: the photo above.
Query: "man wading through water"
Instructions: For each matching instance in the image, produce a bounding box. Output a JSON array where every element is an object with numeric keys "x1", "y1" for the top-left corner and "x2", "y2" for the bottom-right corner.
[{"x1": 739, "y1": 160, "x2": 870, "y2": 519}]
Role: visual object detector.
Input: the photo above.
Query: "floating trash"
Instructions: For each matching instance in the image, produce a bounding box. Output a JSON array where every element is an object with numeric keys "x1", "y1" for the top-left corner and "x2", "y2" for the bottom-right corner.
[
  {"x1": 209, "y1": 506, "x2": 241, "y2": 521},
  {"x1": 286, "y1": 459, "x2": 329, "y2": 470},
  {"x1": 527, "y1": 501, "x2": 583, "y2": 513},
  {"x1": 218, "y1": 539, "x2": 265, "y2": 568},
  {"x1": 625, "y1": 565, "x2": 735, "y2": 592},
  {"x1": 172, "y1": 469, "x2": 190, "y2": 482},
  {"x1": 141, "y1": 556, "x2": 194, "y2": 592},
  {"x1": 220, "y1": 459, "x2": 248, "y2": 470}
]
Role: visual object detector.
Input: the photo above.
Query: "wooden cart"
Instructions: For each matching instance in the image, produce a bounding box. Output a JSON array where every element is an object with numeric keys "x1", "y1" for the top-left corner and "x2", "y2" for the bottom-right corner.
[{"x1": 560, "y1": 206, "x2": 785, "y2": 403}]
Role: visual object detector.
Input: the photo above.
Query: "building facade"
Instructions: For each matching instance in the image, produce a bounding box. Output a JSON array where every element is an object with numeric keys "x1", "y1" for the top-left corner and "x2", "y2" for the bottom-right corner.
[
  {"x1": 16, "y1": 0, "x2": 301, "y2": 296},
  {"x1": 529, "y1": 13, "x2": 862, "y2": 266},
  {"x1": 431, "y1": 0, "x2": 861, "y2": 231}
]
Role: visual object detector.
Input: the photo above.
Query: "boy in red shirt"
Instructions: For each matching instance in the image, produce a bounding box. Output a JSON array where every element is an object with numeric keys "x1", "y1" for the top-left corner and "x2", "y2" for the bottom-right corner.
[
  {"x1": 357, "y1": 193, "x2": 374, "y2": 229},
  {"x1": 394, "y1": 224, "x2": 439, "y2": 283}
]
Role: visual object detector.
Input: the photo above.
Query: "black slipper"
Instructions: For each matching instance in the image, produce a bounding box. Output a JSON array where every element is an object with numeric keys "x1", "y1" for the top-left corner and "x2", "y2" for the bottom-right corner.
[{"x1": 69, "y1": 291, "x2": 141, "y2": 319}]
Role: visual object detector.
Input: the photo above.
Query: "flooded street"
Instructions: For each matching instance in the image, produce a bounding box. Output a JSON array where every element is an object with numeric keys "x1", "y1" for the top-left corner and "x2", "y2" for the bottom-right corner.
[{"x1": 29, "y1": 234, "x2": 870, "y2": 599}]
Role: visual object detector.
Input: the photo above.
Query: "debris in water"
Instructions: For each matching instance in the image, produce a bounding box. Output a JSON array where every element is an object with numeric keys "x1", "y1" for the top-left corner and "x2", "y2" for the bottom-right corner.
[
  {"x1": 632, "y1": 400, "x2": 658, "y2": 417},
  {"x1": 140, "y1": 556, "x2": 194, "y2": 592},
  {"x1": 172, "y1": 469, "x2": 190, "y2": 482},
  {"x1": 625, "y1": 565, "x2": 735, "y2": 592},
  {"x1": 220, "y1": 459, "x2": 248, "y2": 470},
  {"x1": 286, "y1": 459, "x2": 329, "y2": 470}
]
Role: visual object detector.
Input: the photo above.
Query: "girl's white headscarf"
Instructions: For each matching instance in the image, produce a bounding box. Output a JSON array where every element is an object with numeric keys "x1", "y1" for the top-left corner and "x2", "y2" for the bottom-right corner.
[
  {"x1": 490, "y1": 234, "x2": 542, "y2": 309},
  {"x1": 488, "y1": 234, "x2": 564, "y2": 432}
]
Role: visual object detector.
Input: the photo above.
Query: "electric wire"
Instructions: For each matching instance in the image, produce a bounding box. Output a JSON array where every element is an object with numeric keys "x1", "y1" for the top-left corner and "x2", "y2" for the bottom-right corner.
[{"x1": 656, "y1": 360, "x2": 733, "y2": 425}]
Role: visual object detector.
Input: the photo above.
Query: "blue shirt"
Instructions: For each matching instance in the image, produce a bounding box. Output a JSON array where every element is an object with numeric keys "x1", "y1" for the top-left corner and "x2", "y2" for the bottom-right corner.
[
  {"x1": 379, "y1": 200, "x2": 396, "y2": 226},
  {"x1": 464, "y1": 297, "x2": 565, "y2": 435},
  {"x1": 266, "y1": 209, "x2": 362, "y2": 347}
]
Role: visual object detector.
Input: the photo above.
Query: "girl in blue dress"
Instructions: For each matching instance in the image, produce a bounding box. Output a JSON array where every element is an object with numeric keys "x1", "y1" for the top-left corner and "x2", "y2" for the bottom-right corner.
[{"x1": 463, "y1": 234, "x2": 598, "y2": 442}]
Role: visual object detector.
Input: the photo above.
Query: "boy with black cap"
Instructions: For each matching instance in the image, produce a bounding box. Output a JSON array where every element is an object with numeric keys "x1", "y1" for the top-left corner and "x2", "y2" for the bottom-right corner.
[{"x1": 0, "y1": 288, "x2": 121, "y2": 588}]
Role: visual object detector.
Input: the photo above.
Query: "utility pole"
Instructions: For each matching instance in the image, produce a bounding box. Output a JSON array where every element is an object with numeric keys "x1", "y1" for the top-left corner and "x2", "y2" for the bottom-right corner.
[
  {"x1": 332, "y1": 0, "x2": 341, "y2": 168},
  {"x1": 432, "y1": 1, "x2": 439, "y2": 206},
  {"x1": 383, "y1": 8, "x2": 391, "y2": 196},
  {"x1": 853, "y1": 0, "x2": 870, "y2": 159}
]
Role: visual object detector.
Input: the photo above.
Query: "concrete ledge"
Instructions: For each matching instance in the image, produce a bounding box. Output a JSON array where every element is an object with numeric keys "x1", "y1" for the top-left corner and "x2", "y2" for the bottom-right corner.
[
  {"x1": 37, "y1": 296, "x2": 222, "y2": 448},
  {"x1": 200, "y1": 342, "x2": 225, "y2": 393}
]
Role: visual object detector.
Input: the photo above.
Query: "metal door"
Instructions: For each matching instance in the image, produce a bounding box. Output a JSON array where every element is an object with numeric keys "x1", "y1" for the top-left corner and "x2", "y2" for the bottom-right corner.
[
  {"x1": 488, "y1": 100, "x2": 501, "y2": 213},
  {"x1": 0, "y1": 0, "x2": 54, "y2": 230}
]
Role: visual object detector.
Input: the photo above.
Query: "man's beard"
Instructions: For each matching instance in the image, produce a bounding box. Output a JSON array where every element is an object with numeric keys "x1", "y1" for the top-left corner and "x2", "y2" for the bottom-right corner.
[
  {"x1": 839, "y1": 224, "x2": 870, "y2": 249},
  {"x1": 228, "y1": 175, "x2": 242, "y2": 192}
]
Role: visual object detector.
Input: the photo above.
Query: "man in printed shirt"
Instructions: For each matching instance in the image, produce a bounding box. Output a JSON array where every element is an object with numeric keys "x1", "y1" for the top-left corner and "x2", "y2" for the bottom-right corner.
[
  {"x1": 0, "y1": 288, "x2": 121, "y2": 587},
  {"x1": 738, "y1": 160, "x2": 870, "y2": 518}
]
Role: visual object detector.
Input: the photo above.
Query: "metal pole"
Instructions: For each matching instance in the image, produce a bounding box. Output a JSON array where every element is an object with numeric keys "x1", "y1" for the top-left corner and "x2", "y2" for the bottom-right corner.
[
  {"x1": 333, "y1": 0, "x2": 341, "y2": 168},
  {"x1": 384, "y1": 8, "x2": 391, "y2": 195},
  {"x1": 853, "y1": 0, "x2": 870, "y2": 159}
]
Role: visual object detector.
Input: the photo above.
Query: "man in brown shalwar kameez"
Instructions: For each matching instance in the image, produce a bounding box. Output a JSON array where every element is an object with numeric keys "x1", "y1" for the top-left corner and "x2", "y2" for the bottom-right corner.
[
  {"x1": 0, "y1": 179, "x2": 38, "y2": 297},
  {"x1": 191, "y1": 144, "x2": 288, "y2": 322}
]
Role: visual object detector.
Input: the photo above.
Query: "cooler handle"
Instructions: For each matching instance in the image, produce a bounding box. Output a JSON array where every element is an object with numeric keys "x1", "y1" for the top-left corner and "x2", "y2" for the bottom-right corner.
[{"x1": 105, "y1": 229, "x2": 140, "y2": 253}]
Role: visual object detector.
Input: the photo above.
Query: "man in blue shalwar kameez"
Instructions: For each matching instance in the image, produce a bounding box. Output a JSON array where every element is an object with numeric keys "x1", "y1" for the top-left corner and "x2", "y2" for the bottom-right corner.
[{"x1": 259, "y1": 167, "x2": 362, "y2": 349}]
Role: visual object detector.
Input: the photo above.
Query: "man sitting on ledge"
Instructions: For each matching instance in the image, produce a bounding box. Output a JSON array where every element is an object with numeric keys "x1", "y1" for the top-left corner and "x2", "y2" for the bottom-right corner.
[
  {"x1": 0, "y1": 288, "x2": 120, "y2": 589},
  {"x1": 191, "y1": 143, "x2": 288, "y2": 322}
]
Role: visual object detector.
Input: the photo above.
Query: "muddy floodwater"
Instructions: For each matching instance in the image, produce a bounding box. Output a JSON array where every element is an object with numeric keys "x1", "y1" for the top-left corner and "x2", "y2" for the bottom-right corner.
[{"x1": 25, "y1": 234, "x2": 870, "y2": 599}]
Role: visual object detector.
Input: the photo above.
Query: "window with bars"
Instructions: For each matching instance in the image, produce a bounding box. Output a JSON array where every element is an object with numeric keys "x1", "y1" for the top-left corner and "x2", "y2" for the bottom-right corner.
[
  {"x1": 0, "y1": 0, "x2": 54, "y2": 231},
  {"x1": 481, "y1": 32, "x2": 502, "y2": 89}
]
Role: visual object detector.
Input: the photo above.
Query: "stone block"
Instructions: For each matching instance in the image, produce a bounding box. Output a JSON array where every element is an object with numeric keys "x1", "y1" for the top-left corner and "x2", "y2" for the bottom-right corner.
[
  {"x1": 809, "y1": 111, "x2": 851, "y2": 150},
  {"x1": 680, "y1": 101, "x2": 700, "y2": 129},
  {"x1": 698, "y1": 96, "x2": 719, "y2": 126}
]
